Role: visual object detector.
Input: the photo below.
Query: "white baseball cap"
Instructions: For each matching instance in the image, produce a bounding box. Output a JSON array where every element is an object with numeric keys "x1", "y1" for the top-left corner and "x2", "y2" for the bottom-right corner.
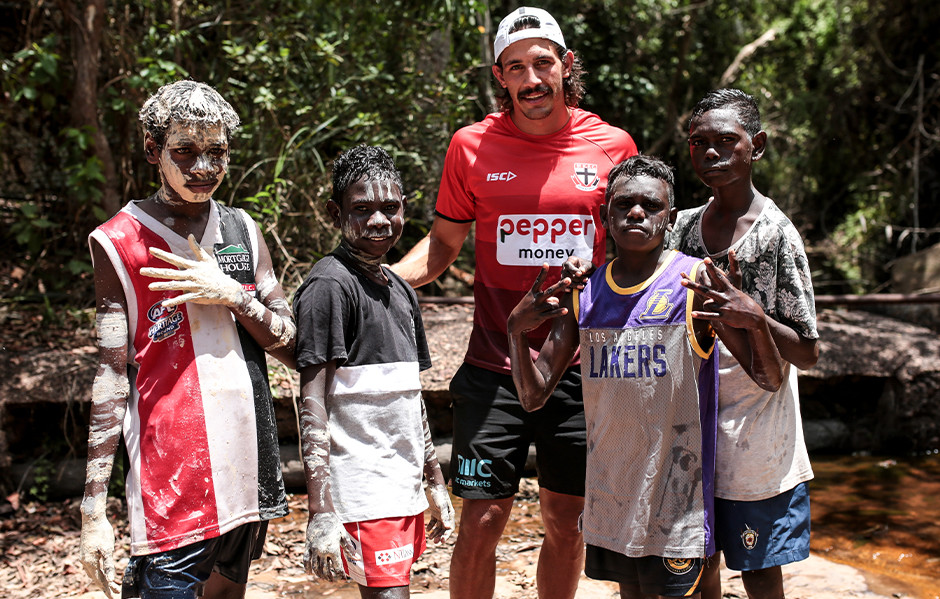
[{"x1": 493, "y1": 6, "x2": 566, "y2": 63}]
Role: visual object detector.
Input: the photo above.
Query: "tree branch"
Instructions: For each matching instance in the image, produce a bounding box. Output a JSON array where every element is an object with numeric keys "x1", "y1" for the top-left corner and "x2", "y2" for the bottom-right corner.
[{"x1": 719, "y1": 28, "x2": 777, "y2": 88}]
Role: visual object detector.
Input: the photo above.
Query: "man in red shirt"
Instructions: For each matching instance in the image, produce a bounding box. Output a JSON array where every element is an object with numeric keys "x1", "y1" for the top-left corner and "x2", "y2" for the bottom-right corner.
[{"x1": 392, "y1": 7, "x2": 637, "y2": 598}]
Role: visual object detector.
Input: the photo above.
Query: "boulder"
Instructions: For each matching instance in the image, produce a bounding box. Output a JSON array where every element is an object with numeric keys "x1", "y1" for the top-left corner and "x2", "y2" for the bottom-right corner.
[{"x1": 801, "y1": 309, "x2": 940, "y2": 452}]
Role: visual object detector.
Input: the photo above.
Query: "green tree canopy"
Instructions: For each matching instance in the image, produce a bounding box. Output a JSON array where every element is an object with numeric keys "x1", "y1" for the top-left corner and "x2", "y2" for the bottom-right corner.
[{"x1": 1, "y1": 0, "x2": 937, "y2": 303}]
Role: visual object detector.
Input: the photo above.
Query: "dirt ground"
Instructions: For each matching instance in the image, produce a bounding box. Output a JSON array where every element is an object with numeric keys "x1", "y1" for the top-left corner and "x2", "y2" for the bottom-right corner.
[{"x1": 2, "y1": 479, "x2": 924, "y2": 599}]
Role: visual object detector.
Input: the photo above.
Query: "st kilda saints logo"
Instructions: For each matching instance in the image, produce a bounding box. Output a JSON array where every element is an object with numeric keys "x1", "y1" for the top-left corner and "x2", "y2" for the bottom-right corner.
[{"x1": 571, "y1": 163, "x2": 599, "y2": 191}]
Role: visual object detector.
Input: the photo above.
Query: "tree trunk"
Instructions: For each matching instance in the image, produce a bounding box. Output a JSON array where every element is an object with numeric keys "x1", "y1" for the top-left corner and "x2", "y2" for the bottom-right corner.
[{"x1": 61, "y1": 0, "x2": 121, "y2": 215}]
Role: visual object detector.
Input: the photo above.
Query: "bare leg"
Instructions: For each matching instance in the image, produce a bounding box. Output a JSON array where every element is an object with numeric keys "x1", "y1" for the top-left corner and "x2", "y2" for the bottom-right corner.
[
  {"x1": 449, "y1": 496, "x2": 515, "y2": 599},
  {"x1": 536, "y1": 488, "x2": 584, "y2": 599},
  {"x1": 202, "y1": 571, "x2": 246, "y2": 599},
  {"x1": 741, "y1": 565, "x2": 784, "y2": 599},
  {"x1": 699, "y1": 552, "x2": 722, "y2": 599},
  {"x1": 359, "y1": 584, "x2": 410, "y2": 599}
]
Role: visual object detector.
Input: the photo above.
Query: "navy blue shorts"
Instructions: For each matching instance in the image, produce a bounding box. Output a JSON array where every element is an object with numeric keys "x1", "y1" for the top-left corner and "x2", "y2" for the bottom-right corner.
[
  {"x1": 714, "y1": 482, "x2": 811, "y2": 571},
  {"x1": 585, "y1": 545, "x2": 704, "y2": 597},
  {"x1": 448, "y1": 362, "x2": 586, "y2": 499},
  {"x1": 121, "y1": 521, "x2": 268, "y2": 599}
]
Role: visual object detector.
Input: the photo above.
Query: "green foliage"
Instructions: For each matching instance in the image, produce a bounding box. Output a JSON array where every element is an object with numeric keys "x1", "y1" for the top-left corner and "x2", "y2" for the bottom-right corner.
[
  {"x1": 23, "y1": 454, "x2": 56, "y2": 502},
  {"x1": 9, "y1": 35, "x2": 61, "y2": 110},
  {"x1": 9, "y1": 202, "x2": 58, "y2": 256},
  {"x1": 827, "y1": 195, "x2": 896, "y2": 293}
]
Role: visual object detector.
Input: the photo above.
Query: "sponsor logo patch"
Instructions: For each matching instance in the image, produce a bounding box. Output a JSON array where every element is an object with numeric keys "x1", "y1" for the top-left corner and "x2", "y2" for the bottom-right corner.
[
  {"x1": 663, "y1": 557, "x2": 694, "y2": 575},
  {"x1": 486, "y1": 170, "x2": 517, "y2": 182},
  {"x1": 455, "y1": 455, "x2": 493, "y2": 478},
  {"x1": 741, "y1": 524, "x2": 759, "y2": 550},
  {"x1": 214, "y1": 243, "x2": 252, "y2": 274},
  {"x1": 571, "y1": 163, "x2": 599, "y2": 191},
  {"x1": 146, "y1": 302, "x2": 183, "y2": 342},
  {"x1": 375, "y1": 543, "x2": 414, "y2": 565},
  {"x1": 453, "y1": 454, "x2": 494, "y2": 489},
  {"x1": 496, "y1": 213, "x2": 595, "y2": 266}
]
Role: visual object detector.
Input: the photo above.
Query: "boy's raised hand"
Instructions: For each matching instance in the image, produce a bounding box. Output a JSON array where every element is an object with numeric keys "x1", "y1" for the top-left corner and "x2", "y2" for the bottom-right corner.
[
  {"x1": 560, "y1": 255, "x2": 596, "y2": 290},
  {"x1": 508, "y1": 264, "x2": 573, "y2": 336},
  {"x1": 681, "y1": 251, "x2": 765, "y2": 331},
  {"x1": 304, "y1": 511, "x2": 354, "y2": 581},
  {"x1": 141, "y1": 234, "x2": 247, "y2": 309}
]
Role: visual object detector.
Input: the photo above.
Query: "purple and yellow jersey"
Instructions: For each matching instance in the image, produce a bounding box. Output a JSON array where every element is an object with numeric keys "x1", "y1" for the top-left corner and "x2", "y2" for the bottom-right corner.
[{"x1": 574, "y1": 250, "x2": 719, "y2": 558}]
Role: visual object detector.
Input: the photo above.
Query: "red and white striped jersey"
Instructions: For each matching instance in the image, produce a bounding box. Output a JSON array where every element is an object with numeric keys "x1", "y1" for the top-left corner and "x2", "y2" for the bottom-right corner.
[{"x1": 89, "y1": 200, "x2": 287, "y2": 555}]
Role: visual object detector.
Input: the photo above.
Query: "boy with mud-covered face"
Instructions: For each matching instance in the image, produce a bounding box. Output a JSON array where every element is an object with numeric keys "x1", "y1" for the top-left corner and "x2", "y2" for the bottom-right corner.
[
  {"x1": 80, "y1": 80, "x2": 295, "y2": 599},
  {"x1": 670, "y1": 88, "x2": 819, "y2": 599},
  {"x1": 292, "y1": 145, "x2": 454, "y2": 599}
]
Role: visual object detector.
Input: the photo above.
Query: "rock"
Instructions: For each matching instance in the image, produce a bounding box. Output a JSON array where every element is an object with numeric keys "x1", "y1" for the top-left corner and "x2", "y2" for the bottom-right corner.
[
  {"x1": 801, "y1": 309, "x2": 940, "y2": 452},
  {"x1": 803, "y1": 419, "x2": 851, "y2": 452}
]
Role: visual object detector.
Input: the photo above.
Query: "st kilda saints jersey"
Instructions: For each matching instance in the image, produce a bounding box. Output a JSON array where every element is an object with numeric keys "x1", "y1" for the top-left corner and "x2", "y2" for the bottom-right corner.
[
  {"x1": 434, "y1": 108, "x2": 637, "y2": 372},
  {"x1": 574, "y1": 250, "x2": 719, "y2": 558},
  {"x1": 89, "y1": 200, "x2": 287, "y2": 555}
]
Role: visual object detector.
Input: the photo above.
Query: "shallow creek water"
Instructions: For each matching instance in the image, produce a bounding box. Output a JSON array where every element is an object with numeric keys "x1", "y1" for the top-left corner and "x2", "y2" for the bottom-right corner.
[
  {"x1": 249, "y1": 454, "x2": 940, "y2": 598},
  {"x1": 809, "y1": 453, "x2": 940, "y2": 598}
]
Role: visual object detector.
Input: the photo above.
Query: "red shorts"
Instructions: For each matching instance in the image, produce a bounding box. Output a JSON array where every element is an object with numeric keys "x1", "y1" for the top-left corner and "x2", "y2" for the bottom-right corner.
[{"x1": 341, "y1": 514, "x2": 426, "y2": 587}]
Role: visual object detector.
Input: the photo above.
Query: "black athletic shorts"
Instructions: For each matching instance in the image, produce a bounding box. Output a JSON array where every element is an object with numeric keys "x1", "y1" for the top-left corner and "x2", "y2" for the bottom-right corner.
[
  {"x1": 448, "y1": 362, "x2": 586, "y2": 499},
  {"x1": 585, "y1": 545, "x2": 704, "y2": 597},
  {"x1": 121, "y1": 521, "x2": 268, "y2": 598}
]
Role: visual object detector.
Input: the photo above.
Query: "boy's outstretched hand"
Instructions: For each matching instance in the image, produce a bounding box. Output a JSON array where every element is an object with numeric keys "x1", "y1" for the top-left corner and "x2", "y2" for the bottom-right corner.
[
  {"x1": 508, "y1": 264, "x2": 573, "y2": 336},
  {"x1": 682, "y1": 250, "x2": 785, "y2": 391},
  {"x1": 141, "y1": 234, "x2": 247, "y2": 309},
  {"x1": 681, "y1": 251, "x2": 764, "y2": 332}
]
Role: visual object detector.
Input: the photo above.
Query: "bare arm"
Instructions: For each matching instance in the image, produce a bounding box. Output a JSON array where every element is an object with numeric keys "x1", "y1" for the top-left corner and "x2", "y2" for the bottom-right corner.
[
  {"x1": 79, "y1": 241, "x2": 129, "y2": 599},
  {"x1": 141, "y1": 229, "x2": 297, "y2": 368},
  {"x1": 683, "y1": 256, "x2": 785, "y2": 392},
  {"x1": 390, "y1": 216, "x2": 472, "y2": 288},
  {"x1": 507, "y1": 265, "x2": 581, "y2": 411},
  {"x1": 298, "y1": 361, "x2": 350, "y2": 581},
  {"x1": 767, "y1": 318, "x2": 818, "y2": 370},
  {"x1": 421, "y1": 400, "x2": 455, "y2": 543},
  {"x1": 243, "y1": 221, "x2": 296, "y2": 367}
]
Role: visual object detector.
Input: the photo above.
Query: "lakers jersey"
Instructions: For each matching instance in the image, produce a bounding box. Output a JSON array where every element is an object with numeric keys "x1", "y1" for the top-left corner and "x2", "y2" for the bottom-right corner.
[{"x1": 575, "y1": 250, "x2": 718, "y2": 558}]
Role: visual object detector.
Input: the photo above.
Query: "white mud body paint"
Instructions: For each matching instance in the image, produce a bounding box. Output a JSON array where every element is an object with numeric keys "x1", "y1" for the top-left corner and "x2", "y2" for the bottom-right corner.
[
  {"x1": 425, "y1": 483, "x2": 456, "y2": 542},
  {"x1": 95, "y1": 309, "x2": 127, "y2": 350},
  {"x1": 299, "y1": 404, "x2": 330, "y2": 507},
  {"x1": 81, "y1": 307, "x2": 129, "y2": 599},
  {"x1": 157, "y1": 122, "x2": 229, "y2": 205}
]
